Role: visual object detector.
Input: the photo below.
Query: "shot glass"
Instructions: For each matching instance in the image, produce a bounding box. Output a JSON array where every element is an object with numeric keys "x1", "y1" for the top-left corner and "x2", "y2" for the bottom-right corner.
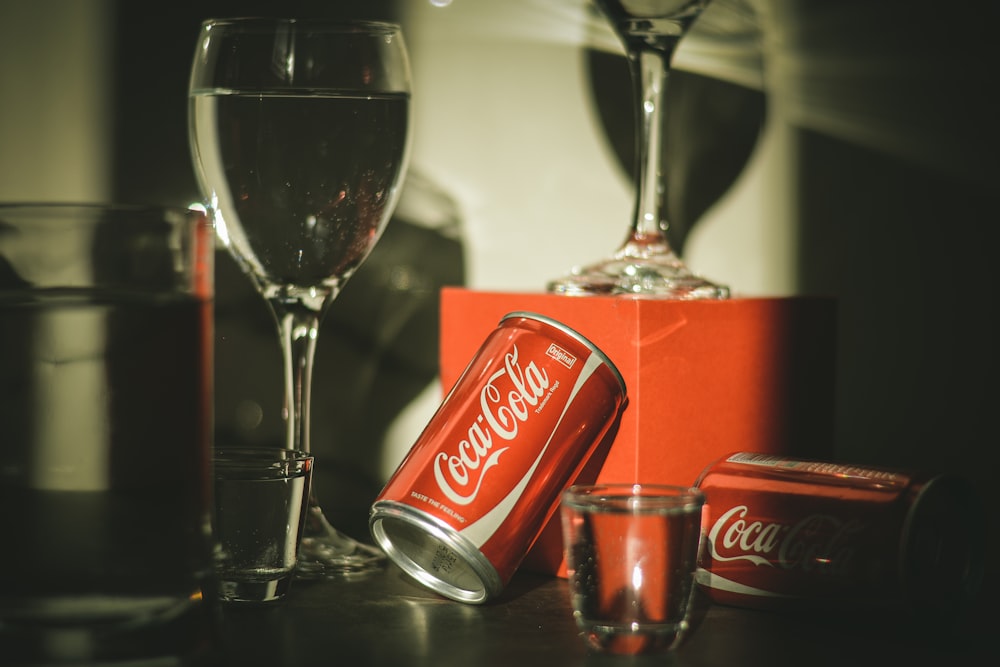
[
  {"x1": 0, "y1": 203, "x2": 215, "y2": 664},
  {"x1": 561, "y1": 483, "x2": 705, "y2": 655},
  {"x1": 212, "y1": 447, "x2": 313, "y2": 603}
]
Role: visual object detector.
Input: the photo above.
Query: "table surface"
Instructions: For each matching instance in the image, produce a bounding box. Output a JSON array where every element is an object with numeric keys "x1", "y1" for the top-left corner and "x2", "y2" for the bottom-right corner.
[{"x1": 217, "y1": 563, "x2": 993, "y2": 667}]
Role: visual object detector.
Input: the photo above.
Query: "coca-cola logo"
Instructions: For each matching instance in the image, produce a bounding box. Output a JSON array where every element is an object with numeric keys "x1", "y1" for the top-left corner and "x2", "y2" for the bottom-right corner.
[
  {"x1": 433, "y1": 345, "x2": 550, "y2": 506},
  {"x1": 707, "y1": 505, "x2": 865, "y2": 575}
]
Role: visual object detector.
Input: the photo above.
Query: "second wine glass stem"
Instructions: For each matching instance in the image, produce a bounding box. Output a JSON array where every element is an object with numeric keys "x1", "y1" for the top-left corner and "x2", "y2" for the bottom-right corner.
[{"x1": 627, "y1": 45, "x2": 679, "y2": 248}]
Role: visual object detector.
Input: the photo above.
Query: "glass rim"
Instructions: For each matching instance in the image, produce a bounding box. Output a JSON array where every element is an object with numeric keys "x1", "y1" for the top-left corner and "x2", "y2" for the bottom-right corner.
[
  {"x1": 562, "y1": 483, "x2": 704, "y2": 512},
  {"x1": 213, "y1": 446, "x2": 313, "y2": 462},
  {"x1": 199, "y1": 17, "x2": 403, "y2": 34},
  {"x1": 0, "y1": 201, "x2": 205, "y2": 217},
  {"x1": 213, "y1": 447, "x2": 313, "y2": 478}
]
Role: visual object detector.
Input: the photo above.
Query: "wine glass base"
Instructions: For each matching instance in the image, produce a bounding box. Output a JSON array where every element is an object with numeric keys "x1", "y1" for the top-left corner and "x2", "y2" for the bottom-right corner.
[
  {"x1": 295, "y1": 505, "x2": 387, "y2": 581},
  {"x1": 296, "y1": 537, "x2": 386, "y2": 581},
  {"x1": 547, "y1": 255, "x2": 730, "y2": 299}
]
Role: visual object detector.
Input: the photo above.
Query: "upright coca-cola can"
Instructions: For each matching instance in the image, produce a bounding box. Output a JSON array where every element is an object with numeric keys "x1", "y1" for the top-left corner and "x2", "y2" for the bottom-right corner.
[
  {"x1": 695, "y1": 452, "x2": 984, "y2": 617},
  {"x1": 370, "y1": 312, "x2": 627, "y2": 604}
]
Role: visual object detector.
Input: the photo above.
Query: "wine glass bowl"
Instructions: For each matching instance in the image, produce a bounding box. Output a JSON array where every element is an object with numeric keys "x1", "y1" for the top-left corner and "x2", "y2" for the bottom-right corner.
[
  {"x1": 190, "y1": 18, "x2": 411, "y2": 301},
  {"x1": 547, "y1": 0, "x2": 729, "y2": 299},
  {"x1": 189, "y1": 18, "x2": 412, "y2": 577}
]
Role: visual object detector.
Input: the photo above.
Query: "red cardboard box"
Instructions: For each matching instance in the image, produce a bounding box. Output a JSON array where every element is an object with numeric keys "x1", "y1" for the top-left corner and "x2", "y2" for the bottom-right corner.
[{"x1": 439, "y1": 288, "x2": 837, "y2": 575}]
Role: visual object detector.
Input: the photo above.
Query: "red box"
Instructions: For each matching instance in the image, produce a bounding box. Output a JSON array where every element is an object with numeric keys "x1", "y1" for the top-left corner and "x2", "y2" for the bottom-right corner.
[{"x1": 439, "y1": 288, "x2": 837, "y2": 575}]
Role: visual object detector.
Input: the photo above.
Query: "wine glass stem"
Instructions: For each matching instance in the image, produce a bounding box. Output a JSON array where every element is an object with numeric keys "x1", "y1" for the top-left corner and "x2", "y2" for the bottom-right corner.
[
  {"x1": 629, "y1": 45, "x2": 678, "y2": 245},
  {"x1": 272, "y1": 300, "x2": 322, "y2": 454}
]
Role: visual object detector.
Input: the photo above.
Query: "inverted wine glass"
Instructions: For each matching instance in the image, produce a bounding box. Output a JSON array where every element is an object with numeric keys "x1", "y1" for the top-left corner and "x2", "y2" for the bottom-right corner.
[
  {"x1": 188, "y1": 18, "x2": 411, "y2": 577},
  {"x1": 547, "y1": 0, "x2": 729, "y2": 298}
]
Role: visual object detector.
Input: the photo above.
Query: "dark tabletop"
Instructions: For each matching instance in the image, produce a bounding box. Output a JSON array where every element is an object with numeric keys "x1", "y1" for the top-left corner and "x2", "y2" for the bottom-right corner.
[{"x1": 217, "y1": 563, "x2": 993, "y2": 667}]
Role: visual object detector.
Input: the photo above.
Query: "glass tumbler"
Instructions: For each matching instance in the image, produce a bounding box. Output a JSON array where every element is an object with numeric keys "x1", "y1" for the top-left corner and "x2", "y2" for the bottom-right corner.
[
  {"x1": 561, "y1": 483, "x2": 705, "y2": 655},
  {"x1": 0, "y1": 203, "x2": 214, "y2": 664}
]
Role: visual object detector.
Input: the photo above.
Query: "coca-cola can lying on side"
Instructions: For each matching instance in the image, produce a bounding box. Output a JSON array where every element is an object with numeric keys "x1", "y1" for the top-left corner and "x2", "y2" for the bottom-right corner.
[
  {"x1": 695, "y1": 452, "x2": 985, "y2": 618},
  {"x1": 370, "y1": 312, "x2": 627, "y2": 604}
]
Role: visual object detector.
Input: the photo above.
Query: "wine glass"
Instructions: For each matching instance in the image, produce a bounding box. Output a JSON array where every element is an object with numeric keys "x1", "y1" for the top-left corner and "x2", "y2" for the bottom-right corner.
[
  {"x1": 547, "y1": 0, "x2": 729, "y2": 298},
  {"x1": 188, "y1": 18, "x2": 411, "y2": 577}
]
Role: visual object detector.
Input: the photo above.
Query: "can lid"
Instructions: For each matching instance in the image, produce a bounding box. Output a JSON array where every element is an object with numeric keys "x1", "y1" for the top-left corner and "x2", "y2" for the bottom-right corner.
[
  {"x1": 370, "y1": 502, "x2": 503, "y2": 604},
  {"x1": 900, "y1": 474, "x2": 985, "y2": 616},
  {"x1": 500, "y1": 311, "x2": 627, "y2": 396}
]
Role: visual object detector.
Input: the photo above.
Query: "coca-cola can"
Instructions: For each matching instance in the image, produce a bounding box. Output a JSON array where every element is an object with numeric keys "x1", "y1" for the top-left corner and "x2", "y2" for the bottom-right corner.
[
  {"x1": 369, "y1": 312, "x2": 627, "y2": 604},
  {"x1": 695, "y1": 452, "x2": 984, "y2": 617}
]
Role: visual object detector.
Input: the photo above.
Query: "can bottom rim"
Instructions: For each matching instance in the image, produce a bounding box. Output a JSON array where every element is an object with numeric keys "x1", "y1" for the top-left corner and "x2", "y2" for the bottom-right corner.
[
  {"x1": 900, "y1": 474, "x2": 985, "y2": 615},
  {"x1": 369, "y1": 502, "x2": 503, "y2": 604}
]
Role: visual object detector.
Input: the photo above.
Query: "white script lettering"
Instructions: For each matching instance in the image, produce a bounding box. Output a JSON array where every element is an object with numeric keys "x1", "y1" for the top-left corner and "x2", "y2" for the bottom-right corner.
[
  {"x1": 707, "y1": 504, "x2": 864, "y2": 575},
  {"x1": 433, "y1": 345, "x2": 550, "y2": 506}
]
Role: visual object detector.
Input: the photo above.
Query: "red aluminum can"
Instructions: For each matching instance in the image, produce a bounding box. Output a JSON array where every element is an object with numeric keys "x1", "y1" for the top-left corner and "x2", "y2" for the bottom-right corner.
[
  {"x1": 695, "y1": 452, "x2": 984, "y2": 617},
  {"x1": 369, "y1": 312, "x2": 627, "y2": 603}
]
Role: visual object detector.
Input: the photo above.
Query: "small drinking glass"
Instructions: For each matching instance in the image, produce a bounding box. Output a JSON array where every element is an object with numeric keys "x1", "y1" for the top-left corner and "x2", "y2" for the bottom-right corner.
[
  {"x1": 561, "y1": 483, "x2": 705, "y2": 654},
  {"x1": 213, "y1": 447, "x2": 313, "y2": 603}
]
